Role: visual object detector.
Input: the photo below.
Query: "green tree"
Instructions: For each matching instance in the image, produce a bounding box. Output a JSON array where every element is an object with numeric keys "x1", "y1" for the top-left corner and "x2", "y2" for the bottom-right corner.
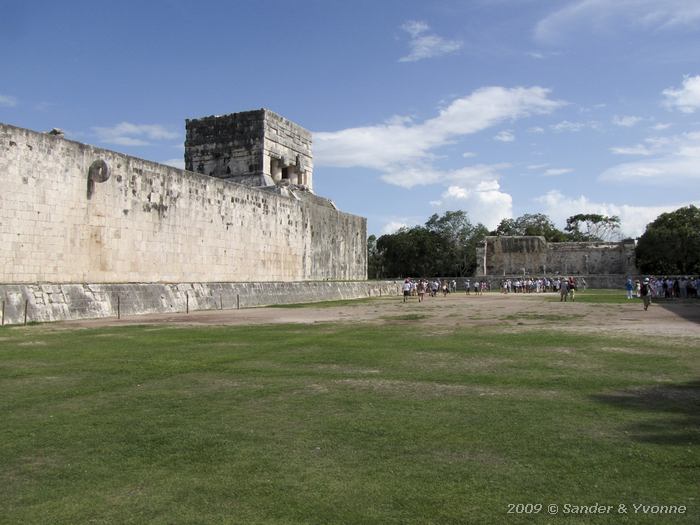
[
  {"x1": 492, "y1": 213, "x2": 568, "y2": 241},
  {"x1": 565, "y1": 213, "x2": 621, "y2": 241},
  {"x1": 367, "y1": 234, "x2": 382, "y2": 279},
  {"x1": 636, "y1": 205, "x2": 700, "y2": 274},
  {"x1": 373, "y1": 211, "x2": 489, "y2": 278}
]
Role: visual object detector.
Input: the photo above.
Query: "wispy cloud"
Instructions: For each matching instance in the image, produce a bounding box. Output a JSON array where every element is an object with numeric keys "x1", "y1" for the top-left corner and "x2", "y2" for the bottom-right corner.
[
  {"x1": 314, "y1": 85, "x2": 564, "y2": 189},
  {"x1": 662, "y1": 74, "x2": 700, "y2": 113},
  {"x1": 93, "y1": 122, "x2": 180, "y2": 146},
  {"x1": 494, "y1": 130, "x2": 515, "y2": 142},
  {"x1": 535, "y1": 0, "x2": 700, "y2": 44},
  {"x1": 602, "y1": 131, "x2": 700, "y2": 183},
  {"x1": 34, "y1": 101, "x2": 55, "y2": 111},
  {"x1": 399, "y1": 20, "x2": 462, "y2": 62},
  {"x1": 610, "y1": 144, "x2": 653, "y2": 156},
  {"x1": 0, "y1": 94, "x2": 18, "y2": 107},
  {"x1": 543, "y1": 168, "x2": 573, "y2": 176},
  {"x1": 381, "y1": 220, "x2": 412, "y2": 235},
  {"x1": 431, "y1": 181, "x2": 513, "y2": 230},
  {"x1": 380, "y1": 163, "x2": 512, "y2": 189},
  {"x1": 612, "y1": 115, "x2": 643, "y2": 127},
  {"x1": 537, "y1": 190, "x2": 698, "y2": 238},
  {"x1": 526, "y1": 50, "x2": 562, "y2": 60},
  {"x1": 550, "y1": 120, "x2": 598, "y2": 132}
]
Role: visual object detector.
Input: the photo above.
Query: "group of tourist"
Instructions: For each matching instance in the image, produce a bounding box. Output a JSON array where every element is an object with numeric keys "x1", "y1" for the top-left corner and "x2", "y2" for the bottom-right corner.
[
  {"x1": 402, "y1": 278, "x2": 490, "y2": 302},
  {"x1": 401, "y1": 274, "x2": 700, "y2": 310},
  {"x1": 496, "y1": 277, "x2": 586, "y2": 295},
  {"x1": 626, "y1": 276, "x2": 700, "y2": 300}
]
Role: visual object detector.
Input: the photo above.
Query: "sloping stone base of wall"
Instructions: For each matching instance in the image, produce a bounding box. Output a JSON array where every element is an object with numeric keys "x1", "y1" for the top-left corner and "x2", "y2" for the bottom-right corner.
[{"x1": 0, "y1": 281, "x2": 401, "y2": 326}]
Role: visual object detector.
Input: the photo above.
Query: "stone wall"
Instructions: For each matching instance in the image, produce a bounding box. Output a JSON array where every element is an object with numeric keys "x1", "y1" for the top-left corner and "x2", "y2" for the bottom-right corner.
[
  {"x1": 0, "y1": 123, "x2": 365, "y2": 284},
  {"x1": 476, "y1": 236, "x2": 637, "y2": 277},
  {"x1": 0, "y1": 280, "x2": 401, "y2": 325},
  {"x1": 547, "y1": 241, "x2": 636, "y2": 275}
]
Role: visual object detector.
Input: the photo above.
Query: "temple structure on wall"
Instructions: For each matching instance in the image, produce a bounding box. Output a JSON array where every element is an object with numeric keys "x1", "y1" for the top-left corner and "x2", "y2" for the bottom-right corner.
[
  {"x1": 475, "y1": 236, "x2": 638, "y2": 279},
  {"x1": 185, "y1": 109, "x2": 314, "y2": 191}
]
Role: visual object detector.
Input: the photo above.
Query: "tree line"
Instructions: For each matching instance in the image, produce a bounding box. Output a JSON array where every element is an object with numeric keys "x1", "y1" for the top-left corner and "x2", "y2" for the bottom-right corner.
[{"x1": 369, "y1": 205, "x2": 700, "y2": 278}]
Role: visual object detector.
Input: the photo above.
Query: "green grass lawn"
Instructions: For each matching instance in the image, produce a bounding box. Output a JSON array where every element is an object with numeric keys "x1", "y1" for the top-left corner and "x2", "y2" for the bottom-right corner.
[{"x1": 1, "y1": 322, "x2": 698, "y2": 524}]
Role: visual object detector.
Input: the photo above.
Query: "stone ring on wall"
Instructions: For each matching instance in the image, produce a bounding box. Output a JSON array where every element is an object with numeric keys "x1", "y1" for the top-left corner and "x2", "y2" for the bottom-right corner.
[{"x1": 88, "y1": 159, "x2": 110, "y2": 183}]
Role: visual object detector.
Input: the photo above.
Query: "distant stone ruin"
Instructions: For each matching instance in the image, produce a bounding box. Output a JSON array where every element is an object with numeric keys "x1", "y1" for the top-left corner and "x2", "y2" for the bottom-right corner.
[{"x1": 475, "y1": 236, "x2": 638, "y2": 284}]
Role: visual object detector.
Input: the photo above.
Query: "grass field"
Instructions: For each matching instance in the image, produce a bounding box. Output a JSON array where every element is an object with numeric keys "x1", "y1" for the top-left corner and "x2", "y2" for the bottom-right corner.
[{"x1": 1, "y1": 303, "x2": 699, "y2": 523}]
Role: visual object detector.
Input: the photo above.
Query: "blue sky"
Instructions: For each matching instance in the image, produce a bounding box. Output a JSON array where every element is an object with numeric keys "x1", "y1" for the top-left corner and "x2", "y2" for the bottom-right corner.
[{"x1": 3, "y1": 0, "x2": 700, "y2": 237}]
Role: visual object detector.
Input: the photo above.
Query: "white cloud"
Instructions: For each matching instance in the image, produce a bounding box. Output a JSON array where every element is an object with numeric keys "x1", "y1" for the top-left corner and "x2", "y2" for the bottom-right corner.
[
  {"x1": 433, "y1": 181, "x2": 513, "y2": 229},
  {"x1": 527, "y1": 52, "x2": 545, "y2": 60},
  {"x1": 381, "y1": 220, "x2": 411, "y2": 235},
  {"x1": 93, "y1": 122, "x2": 180, "y2": 146},
  {"x1": 314, "y1": 86, "x2": 564, "y2": 188},
  {"x1": 527, "y1": 126, "x2": 545, "y2": 134},
  {"x1": 602, "y1": 131, "x2": 700, "y2": 183},
  {"x1": 535, "y1": 1, "x2": 700, "y2": 44},
  {"x1": 527, "y1": 163, "x2": 549, "y2": 170},
  {"x1": 662, "y1": 75, "x2": 700, "y2": 113},
  {"x1": 0, "y1": 94, "x2": 18, "y2": 107},
  {"x1": 380, "y1": 163, "x2": 511, "y2": 189},
  {"x1": 537, "y1": 190, "x2": 698, "y2": 238},
  {"x1": 550, "y1": 120, "x2": 598, "y2": 132},
  {"x1": 610, "y1": 144, "x2": 653, "y2": 156},
  {"x1": 543, "y1": 168, "x2": 573, "y2": 176},
  {"x1": 161, "y1": 158, "x2": 185, "y2": 169},
  {"x1": 34, "y1": 101, "x2": 54, "y2": 111},
  {"x1": 399, "y1": 20, "x2": 462, "y2": 62},
  {"x1": 494, "y1": 130, "x2": 515, "y2": 142},
  {"x1": 651, "y1": 122, "x2": 672, "y2": 131},
  {"x1": 612, "y1": 115, "x2": 643, "y2": 127},
  {"x1": 462, "y1": 151, "x2": 477, "y2": 158}
]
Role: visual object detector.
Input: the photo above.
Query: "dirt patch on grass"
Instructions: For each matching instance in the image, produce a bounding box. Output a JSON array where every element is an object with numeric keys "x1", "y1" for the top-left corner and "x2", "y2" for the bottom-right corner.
[
  {"x1": 17, "y1": 340, "x2": 48, "y2": 346},
  {"x1": 58, "y1": 292, "x2": 700, "y2": 342},
  {"x1": 310, "y1": 364, "x2": 381, "y2": 375},
  {"x1": 332, "y1": 378, "x2": 563, "y2": 400},
  {"x1": 409, "y1": 352, "x2": 513, "y2": 371},
  {"x1": 597, "y1": 346, "x2": 655, "y2": 356}
]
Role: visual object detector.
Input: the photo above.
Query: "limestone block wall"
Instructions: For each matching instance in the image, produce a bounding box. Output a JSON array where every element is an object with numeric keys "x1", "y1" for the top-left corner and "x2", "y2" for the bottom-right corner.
[
  {"x1": 477, "y1": 236, "x2": 548, "y2": 276},
  {"x1": 185, "y1": 110, "x2": 267, "y2": 184},
  {"x1": 0, "y1": 123, "x2": 366, "y2": 284},
  {"x1": 547, "y1": 241, "x2": 637, "y2": 275},
  {"x1": 262, "y1": 111, "x2": 313, "y2": 188},
  {"x1": 476, "y1": 236, "x2": 638, "y2": 276},
  {"x1": 184, "y1": 109, "x2": 313, "y2": 189},
  {"x1": 0, "y1": 280, "x2": 399, "y2": 325}
]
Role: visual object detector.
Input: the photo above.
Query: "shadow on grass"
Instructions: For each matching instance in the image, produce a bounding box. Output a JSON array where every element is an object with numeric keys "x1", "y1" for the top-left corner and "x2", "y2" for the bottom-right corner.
[
  {"x1": 592, "y1": 380, "x2": 700, "y2": 446},
  {"x1": 653, "y1": 298, "x2": 700, "y2": 325}
]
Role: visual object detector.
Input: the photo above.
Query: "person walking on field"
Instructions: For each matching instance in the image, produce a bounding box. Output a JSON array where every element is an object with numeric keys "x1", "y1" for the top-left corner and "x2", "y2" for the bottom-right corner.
[
  {"x1": 402, "y1": 278, "x2": 412, "y2": 303},
  {"x1": 625, "y1": 278, "x2": 634, "y2": 299},
  {"x1": 417, "y1": 280, "x2": 426, "y2": 303},
  {"x1": 640, "y1": 277, "x2": 652, "y2": 311},
  {"x1": 567, "y1": 277, "x2": 576, "y2": 302},
  {"x1": 560, "y1": 279, "x2": 569, "y2": 302}
]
